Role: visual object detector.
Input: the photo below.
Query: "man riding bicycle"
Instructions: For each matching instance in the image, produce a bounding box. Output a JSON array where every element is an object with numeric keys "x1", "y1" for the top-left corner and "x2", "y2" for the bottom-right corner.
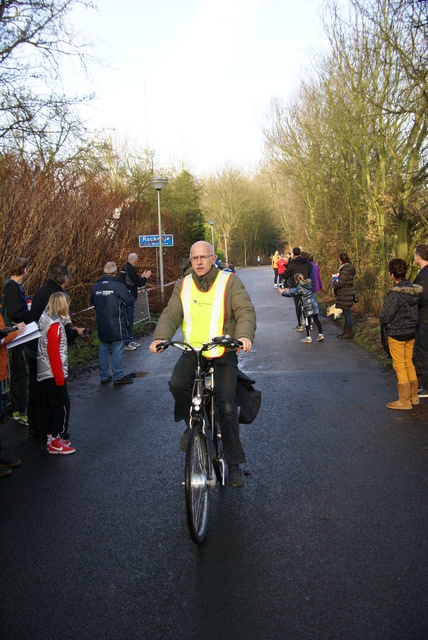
[{"x1": 149, "y1": 241, "x2": 256, "y2": 487}]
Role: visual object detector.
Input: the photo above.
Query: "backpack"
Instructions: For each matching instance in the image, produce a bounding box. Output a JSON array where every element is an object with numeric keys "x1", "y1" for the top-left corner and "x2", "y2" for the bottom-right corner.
[{"x1": 236, "y1": 369, "x2": 262, "y2": 424}]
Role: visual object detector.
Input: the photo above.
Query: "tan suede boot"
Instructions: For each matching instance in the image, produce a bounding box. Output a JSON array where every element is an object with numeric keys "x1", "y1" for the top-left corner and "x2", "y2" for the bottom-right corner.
[
  {"x1": 410, "y1": 379, "x2": 420, "y2": 406},
  {"x1": 387, "y1": 382, "x2": 412, "y2": 410}
]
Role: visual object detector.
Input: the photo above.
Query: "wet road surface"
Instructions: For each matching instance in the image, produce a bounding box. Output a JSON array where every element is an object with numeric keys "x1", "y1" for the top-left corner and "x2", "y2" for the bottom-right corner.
[{"x1": 1, "y1": 266, "x2": 427, "y2": 640}]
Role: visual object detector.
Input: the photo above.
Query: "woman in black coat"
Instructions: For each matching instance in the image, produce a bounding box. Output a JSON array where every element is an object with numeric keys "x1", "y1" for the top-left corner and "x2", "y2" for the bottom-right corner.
[{"x1": 334, "y1": 252, "x2": 356, "y2": 339}]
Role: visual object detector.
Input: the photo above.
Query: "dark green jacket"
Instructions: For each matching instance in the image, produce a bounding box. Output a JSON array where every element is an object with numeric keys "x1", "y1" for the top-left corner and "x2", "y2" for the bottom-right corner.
[{"x1": 154, "y1": 267, "x2": 256, "y2": 345}]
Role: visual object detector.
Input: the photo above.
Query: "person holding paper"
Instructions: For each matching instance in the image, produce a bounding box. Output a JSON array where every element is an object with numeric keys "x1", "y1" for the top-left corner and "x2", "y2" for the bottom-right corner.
[
  {"x1": 2, "y1": 258, "x2": 31, "y2": 425},
  {"x1": 0, "y1": 306, "x2": 24, "y2": 422}
]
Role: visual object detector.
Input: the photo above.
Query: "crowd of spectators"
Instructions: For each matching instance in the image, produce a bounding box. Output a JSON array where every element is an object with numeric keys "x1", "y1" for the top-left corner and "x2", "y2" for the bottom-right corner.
[{"x1": 0, "y1": 253, "x2": 151, "y2": 472}]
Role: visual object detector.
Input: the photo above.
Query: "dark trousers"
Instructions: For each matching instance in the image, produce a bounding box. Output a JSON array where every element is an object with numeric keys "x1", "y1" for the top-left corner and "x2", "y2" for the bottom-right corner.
[
  {"x1": 273, "y1": 268, "x2": 278, "y2": 284},
  {"x1": 125, "y1": 297, "x2": 136, "y2": 344},
  {"x1": 38, "y1": 378, "x2": 70, "y2": 439},
  {"x1": 9, "y1": 345, "x2": 28, "y2": 414},
  {"x1": 305, "y1": 314, "x2": 322, "y2": 337},
  {"x1": 294, "y1": 297, "x2": 302, "y2": 326},
  {"x1": 169, "y1": 350, "x2": 246, "y2": 466},
  {"x1": 26, "y1": 350, "x2": 39, "y2": 433},
  {"x1": 415, "y1": 322, "x2": 428, "y2": 387}
]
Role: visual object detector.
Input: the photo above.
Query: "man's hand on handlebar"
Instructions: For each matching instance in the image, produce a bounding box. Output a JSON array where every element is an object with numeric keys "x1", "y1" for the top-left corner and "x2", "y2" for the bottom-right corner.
[
  {"x1": 238, "y1": 337, "x2": 252, "y2": 353},
  {"x1": 149, "y1": 339, "x2": 167, "y2": 354}
]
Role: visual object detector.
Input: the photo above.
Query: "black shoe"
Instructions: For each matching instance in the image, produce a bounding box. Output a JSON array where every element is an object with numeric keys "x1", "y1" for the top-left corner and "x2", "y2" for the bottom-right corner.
[
  {"x1": 418, "y1": 386, "x2": 428, "y2": 398},
  {"x1": 227, "y1": 465, "x2": 244, "y2": 488},
  {"x1": 100, "y1": 376, "x2": 112, "y2": 384},
  {"x1": 179, "y1": 428, "x2": 190, "y2": 452},
  {"x1": 0, "y1": 467, "x2": 12, "y2": 477},
  {"x1": 113, "y1": 376, "x2": 133, "y2": 385},
  {"x1": 0, "y1": 454, "x2": 21, "y2": 468}
]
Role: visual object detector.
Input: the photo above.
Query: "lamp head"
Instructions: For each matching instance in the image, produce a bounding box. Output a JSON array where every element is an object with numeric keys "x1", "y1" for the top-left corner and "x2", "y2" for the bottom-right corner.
[{"x1": 149, "y1": 177, "x2": 168, "y2": 191}]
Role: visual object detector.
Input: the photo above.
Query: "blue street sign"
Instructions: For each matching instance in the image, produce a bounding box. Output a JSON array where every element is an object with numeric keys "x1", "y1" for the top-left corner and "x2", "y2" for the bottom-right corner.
[{"x1": 139, "y1": 234, "x2": 174, "y2": 248}]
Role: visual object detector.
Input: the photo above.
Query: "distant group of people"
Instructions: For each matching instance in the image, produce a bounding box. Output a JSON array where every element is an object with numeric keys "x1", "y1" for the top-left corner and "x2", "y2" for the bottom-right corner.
[
  {"x1": 0, "y1": 253, "x2": 151, "y2": 472},
  {"x1": 272, "y1": 247, "x2": 326, "y2": 343},
  {"x1": 272, "y1": 243, "x2": 428, "y2": 408}
]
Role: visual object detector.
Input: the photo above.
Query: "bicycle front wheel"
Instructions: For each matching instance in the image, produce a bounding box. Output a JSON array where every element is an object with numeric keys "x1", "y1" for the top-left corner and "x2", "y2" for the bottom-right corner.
[{"x1": 185, "y1": 426, "x2": 210, "y2": 544}]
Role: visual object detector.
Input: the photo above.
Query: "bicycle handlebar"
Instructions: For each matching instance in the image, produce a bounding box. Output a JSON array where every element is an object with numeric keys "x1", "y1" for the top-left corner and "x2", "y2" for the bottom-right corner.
[{"x1": 155, "y1": 334, "x2": 243, "y2": 353}]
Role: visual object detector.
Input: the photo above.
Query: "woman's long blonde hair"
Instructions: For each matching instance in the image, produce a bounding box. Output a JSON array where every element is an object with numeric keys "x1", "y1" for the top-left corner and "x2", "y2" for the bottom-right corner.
[{"x1": 45, "y1": 292, "x2": 70, "y2": 321}]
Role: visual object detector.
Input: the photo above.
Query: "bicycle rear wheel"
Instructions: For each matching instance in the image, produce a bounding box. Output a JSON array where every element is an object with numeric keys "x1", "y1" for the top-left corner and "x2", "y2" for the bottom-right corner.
[{"x1": 185, "y1": 426, "x2": 210, "y2": 544}]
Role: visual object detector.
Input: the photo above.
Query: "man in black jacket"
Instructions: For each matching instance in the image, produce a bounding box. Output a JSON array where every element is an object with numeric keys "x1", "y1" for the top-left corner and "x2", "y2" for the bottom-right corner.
[
  {"x1": 414, "y1": 244, "x2": 428, "y2": 397},
  {"x1": 26, "y1": 264, "x2": 84, "y2": 436},
  {"x1": 281, "y1": 247, "x2": 312, "y2": 331},
  {"x1": 91, "y1": 262, "x2": 134, "y2": 385},
  {"x1": 119, "y1": 253, "x2": 151, "y2": 350}
]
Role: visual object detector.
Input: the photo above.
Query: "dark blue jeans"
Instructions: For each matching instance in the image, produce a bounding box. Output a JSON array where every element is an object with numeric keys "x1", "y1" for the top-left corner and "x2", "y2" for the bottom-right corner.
[
  {"x1": 344, "y1": 309, "x2": 352, "y2": 326},
  {"x1": 168, "y1": 350, "x2": 246, "y2": 466}
]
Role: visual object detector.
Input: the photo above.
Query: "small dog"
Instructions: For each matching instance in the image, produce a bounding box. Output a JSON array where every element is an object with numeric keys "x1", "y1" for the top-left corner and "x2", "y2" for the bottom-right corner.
[{"x1": 327, "y1": 304, "x2": 343, "y2": 320}]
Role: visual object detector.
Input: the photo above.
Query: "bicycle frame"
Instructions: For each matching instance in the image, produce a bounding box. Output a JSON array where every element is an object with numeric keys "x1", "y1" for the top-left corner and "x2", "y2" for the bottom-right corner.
[{"x1": 156, "y1": 335, "x2": 242, "y2": 543}]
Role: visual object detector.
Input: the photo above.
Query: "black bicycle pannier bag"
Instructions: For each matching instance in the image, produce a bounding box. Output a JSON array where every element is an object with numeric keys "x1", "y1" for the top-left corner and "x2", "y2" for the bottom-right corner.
[{"x1": 236, "y1": 369, "x2": 262, "y2": 424}]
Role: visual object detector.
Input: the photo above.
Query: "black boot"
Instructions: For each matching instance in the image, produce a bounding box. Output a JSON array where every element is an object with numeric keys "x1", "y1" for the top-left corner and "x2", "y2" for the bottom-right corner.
[
  {"x1": 336, "y1": 326, "x2": 346, "y2": 338},
  {"x1": 339, "y1": 326, "x2": 353, "y2": 340}
]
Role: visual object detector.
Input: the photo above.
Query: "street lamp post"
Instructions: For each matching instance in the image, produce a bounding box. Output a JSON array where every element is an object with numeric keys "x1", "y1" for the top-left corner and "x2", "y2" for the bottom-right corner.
[
  {"x1": 223, "y1": 235, "x2": 228, "y2": 263},
  {"x1": 244, "y1": 240, "x2": 247, "y2": 266},
  {"x1": 208, "y1": 219, "x2": 216, "y2": 250},
  {"x1": 149, "y1": 177, "x2": 168, "y2": 299}
]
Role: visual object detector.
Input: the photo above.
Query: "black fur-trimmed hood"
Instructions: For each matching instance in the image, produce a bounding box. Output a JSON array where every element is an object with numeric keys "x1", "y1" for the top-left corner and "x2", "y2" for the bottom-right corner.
[{"x1": 390, "y1": 281, "x2": 423, "y2": 298}]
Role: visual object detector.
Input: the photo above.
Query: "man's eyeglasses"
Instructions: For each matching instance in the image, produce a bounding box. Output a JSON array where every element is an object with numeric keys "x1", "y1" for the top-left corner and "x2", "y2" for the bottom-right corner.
[{"x1": 189, "y1": 255, "x2": 214, "y2": 262}]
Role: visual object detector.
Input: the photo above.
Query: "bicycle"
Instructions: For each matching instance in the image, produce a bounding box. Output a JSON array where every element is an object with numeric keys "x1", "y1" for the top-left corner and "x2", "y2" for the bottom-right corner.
[{"x1": 156, "y1": 335, "x2": 242, "y2": 544}]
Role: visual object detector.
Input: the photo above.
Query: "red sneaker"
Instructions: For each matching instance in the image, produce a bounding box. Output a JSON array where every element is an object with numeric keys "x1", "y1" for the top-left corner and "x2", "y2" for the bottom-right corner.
[
  {"x1": 47, "y1": 435, "x2": 71, "y2": 447},
  {"x1": 47, "y1": 436, "x2": 75, "y2": 455}
]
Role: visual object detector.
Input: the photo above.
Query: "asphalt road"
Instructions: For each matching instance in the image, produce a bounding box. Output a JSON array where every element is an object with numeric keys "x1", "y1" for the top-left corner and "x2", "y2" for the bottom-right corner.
[{"x1": 1, "y1": 266, "x2": 427, "y2": 640}]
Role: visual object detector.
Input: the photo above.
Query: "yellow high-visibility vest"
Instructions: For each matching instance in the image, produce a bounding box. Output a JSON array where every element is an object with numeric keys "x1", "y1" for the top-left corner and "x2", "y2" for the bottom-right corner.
[{"x1": 181, "y1": 270, "x2": 232, "y2": 357}]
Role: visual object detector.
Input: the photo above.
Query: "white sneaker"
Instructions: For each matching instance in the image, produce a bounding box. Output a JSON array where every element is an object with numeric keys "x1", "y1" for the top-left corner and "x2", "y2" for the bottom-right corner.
[
  {"x1": 125, "y1": 343, "x2": 137, "y2": 351},
  {"x1": 301, "y1": 337, "x2": 312, "y2": 343},
  {"x1": 130, "y1": 341, "x2": 141, "y2": 348},
  {"x1": 317, "y1": 334, "x2": 325, "y2": 342}
]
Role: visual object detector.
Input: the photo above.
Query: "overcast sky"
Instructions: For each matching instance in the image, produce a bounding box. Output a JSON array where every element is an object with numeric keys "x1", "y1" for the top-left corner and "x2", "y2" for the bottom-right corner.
[{"x1": 74, "y1": 0, "x2": 327, "y2": 176}]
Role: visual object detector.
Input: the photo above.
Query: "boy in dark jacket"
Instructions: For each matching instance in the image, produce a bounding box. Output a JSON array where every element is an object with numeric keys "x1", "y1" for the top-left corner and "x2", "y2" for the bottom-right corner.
[{"x1": 3, "y1": 257, "x2": 30, "y2": 424}]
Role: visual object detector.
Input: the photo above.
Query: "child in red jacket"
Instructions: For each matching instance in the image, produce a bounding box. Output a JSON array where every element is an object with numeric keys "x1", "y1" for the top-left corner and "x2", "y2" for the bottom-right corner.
[{"x1": 37, "y1": 292, "x2": 75, "y2": 454}]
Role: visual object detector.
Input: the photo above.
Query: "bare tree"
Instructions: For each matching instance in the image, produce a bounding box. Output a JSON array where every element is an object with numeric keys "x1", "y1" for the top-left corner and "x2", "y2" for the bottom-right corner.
[{"x1": 0, "y1": 0, "x2": 96, "y2": 157}]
